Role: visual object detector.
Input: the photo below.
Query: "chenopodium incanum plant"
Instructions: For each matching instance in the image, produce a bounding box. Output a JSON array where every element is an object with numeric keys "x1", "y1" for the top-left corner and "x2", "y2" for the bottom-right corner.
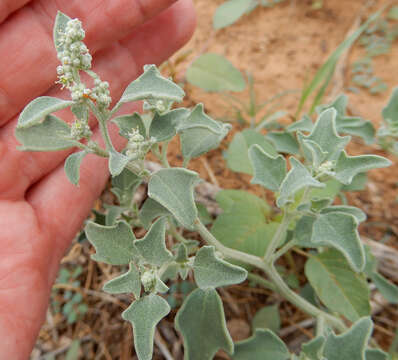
[
  {"x1": 16, "y1": 11, "x2": 397, "y2": 360},
  {"x1": 378, "y1": 87, "x2": 398, "y2": 156}
]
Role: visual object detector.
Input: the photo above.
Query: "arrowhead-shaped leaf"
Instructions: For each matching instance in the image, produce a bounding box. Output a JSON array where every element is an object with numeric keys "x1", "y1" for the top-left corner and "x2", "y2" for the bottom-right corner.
[
  {"x1": 320, "y1": 205, "x2": 366, "y2": 223},
  {"x1": 193, "y1": 246, "x2": 247, "y2": 289},
  {"x1": 249, "y1": 144, "x2": 286, "y2": 191},
  {"x1": 312, "y1": 212, "x2": 365, "y2": 272},
  {"x1": 134, "y1": 218, "x2": 173, "y2": 267},
  {"x1": 333, "y1": 151, "x2": 391, "y2": 185},
  {"x1": 122, "y1": 294, "x2": 170, "y2": 360},
  {"x1": 300, "y1": 336, "x2": 325, "y2": 360},
  {"x1": 175, "y1": 288, "x2": 233, "y2": 360},
  {"x1": 382, "y1": 87, "x2": 398, "y2": 123},
  {"x1": 148, "y1": 168, "x2": 199, "y2": 229},
  {"x1": 298, "y1": 108, "x2": 350, "y2": 162},
  {"x1": 177, "y1": 104, "x2": 230, "y2": 160},
  {"x1": 213, "y1": 0, "x2": 255, "y2": 29},
  {"x1": 139, "y1": 198, "x2": 171, "y2": 229},
  {"x1": 265, "y1": 132, "x2": 300, "y2": 154},
  {"x1": 226, "y1": 129, "x2": 277, "y2": 175},
  {"x1": 323, "y1": 317, "x2": 373, "y2": 360},
  {"x1": 365, "y1": 348, "x2": 390, "y2": 360},
  {"x1": 109, "y1": 149, "x2": 130, "y2": 176},
  {"x1": 85, "y1": 221, "x2": 137, "y2": 265},
  {"x1": 118, "y1": 65, "x2": 184, "y2": 105},
  {"x1": 251, "y1": 305, "x2": 281, "y2": 333},
  {"x1": 370, "y1": 272, "x2": 398, "y2": 304},
  {"x1": 305, "y1": 250, "x2": 371, "y2": 322},
  {"x1": 15, "y1": 115, "x2": 76, "y2": 151},
  {"x1": 232, "y1": 329, "x2": 290, "y2": 360},
  {"x1": 287, "y1": 114, "x2": 314, "y2": 133},
  {"x1": 112, "y1": 113, "x2": 146, "y2": 139},
  {"x1": 17, "y1": 97, "x2": 74, "y2": 128},
  {"x1": 103, "y1": 263, "x2": 141, "y2": 299},
  {"x1": 149, "y1": 108, "x2": 189, "y2": 142},
  {"x1": 277, "y1": 157, "x2": 324, "y2": 208},
  {"x1": 64, "y1": 151, "x2": 87, "y2": 185}
]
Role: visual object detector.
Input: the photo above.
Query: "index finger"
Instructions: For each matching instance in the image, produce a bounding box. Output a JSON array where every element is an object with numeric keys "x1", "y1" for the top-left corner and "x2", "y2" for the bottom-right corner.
[{"x1": 0, "y1": 0, "x2": 31, "y2": 23}]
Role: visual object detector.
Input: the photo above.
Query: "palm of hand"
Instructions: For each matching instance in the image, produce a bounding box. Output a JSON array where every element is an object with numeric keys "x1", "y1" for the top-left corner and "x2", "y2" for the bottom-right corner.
[{"x1": 0, "y1": 0, "x2": 195, "y2": 358}]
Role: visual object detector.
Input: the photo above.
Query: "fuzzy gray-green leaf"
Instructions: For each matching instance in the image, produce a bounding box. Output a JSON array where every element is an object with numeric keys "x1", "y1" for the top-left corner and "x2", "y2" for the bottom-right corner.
[
  {"x1": 109, "y1": 149, "x2": 130, "y2": 176},
  {"x1": 323, "y1": 317, "x2": 373, "y2": 360},
  {"x1": 227, "y1": 129, "x2": 277, "y2": 175},
  {"x1": 312, "y1": 212, "x2": 365, "y2": 272},
  {"x1": 139, "y1": 198, "x2": 171, "y2": 229},
  {"x1": 175, "y1": 288, "x2": 233, "y2": 360},
  {"x1": 370, "y1": 272, "x2": 398, "y2": 304},
  {"x1": 193, "y1": 246, "x2": 247, "y2": 289},
  {"x1": 122, "y1": 294, "x2": 170, "y2": 360},
  {"x1": 249, "y1": 144, "x2": 286, "y2": 191},
  {"x1": 265, "y1": 132, "x2": 300, "y2": 154},
  {"x1": 17, "y1": 96, "x2": 74, "y2": 128},
  {"x1": 85, "y1": 221, "x2": 137, "y2": 265},
  {"x1": 149, "y1": 108, "x2": 189, "y2": 142},
  {"x1": 213, "y1": 0, "x2": 255, "y2": 29},
  {"x1": 300, "y1": 336, "x2": 325, "y2": 360},
  {"x1": 177, "y1": 104, "x2": 230, "y2": 160},
  {"x1": 320, "y1": 205, "x2": 366, "y2": 223},
  {"x1": 53, "y1": 11, "x2": 71, "y2": 52},
  {"x1": 251, "y1": 305, "x2": 281, "y2": 333},
  {"x1": 305, "y1": 250, "x2": 371, "y2": 322},
  {"x1": 232, "y1": 329, "x2": 290, "y2": 360},
  {"x1": 15, "y1": 115, "x2": 76, "y2": 151},
  {"x1": 148, "y1": 168, "x2": 199, "y2": 229},
  {"x1": 333, "y1": 151, "x2": 391, "y2": 185},
  {"x1": 186, "y1": 53, "x2": 246, "y2": 92},
  {"x1": 103, "y1": 263, "x2": 141, "y2": 299},
  {"x1": 112, "y1": 113, "x2": 146, "y2": 139},
  {"x1": 365, "y1": 349, "x2": 390, "y2": 360},
  {"x1": 134, "y1": 218, "x2": 173, "y2": 267},
  {"x1": 277, "y1": 157, "x2": 324, "y2": 208},
  {"x1": 64, "y1": 151, "x2": 87, "y2": 185},
  {"x1": 119, "y1": 65, "x2": 184, "y2": 105}
]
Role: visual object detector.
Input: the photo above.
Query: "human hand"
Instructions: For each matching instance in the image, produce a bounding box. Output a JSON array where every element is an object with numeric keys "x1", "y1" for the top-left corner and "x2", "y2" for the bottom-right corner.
[{"x1": 0, "y1": 0, "x2": 195, "y2": 358}]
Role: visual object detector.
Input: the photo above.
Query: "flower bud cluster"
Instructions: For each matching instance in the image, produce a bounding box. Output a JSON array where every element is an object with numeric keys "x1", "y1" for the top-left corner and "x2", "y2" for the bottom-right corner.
[
  {"x1": 56, "y1": 19, "x2": 92, "y2": 88},
  {"x1": 70, "y1": 119, "x2": 92, "y2": 140},
  {"x1": 126, "y1": 129, "x2": 155, "y2": 160},
  {"x1": 140, "y1": 268, "x2": 157, "y2": 292},
  {"x1": 69, "y1": 79, "x2": 111, "y2": 108},
  {"x1": 316, "y1": 160, "x2": 335, "y2": 177},
  {"x1": 143, "y1": 99, "x2": 172, "y2": 114}
]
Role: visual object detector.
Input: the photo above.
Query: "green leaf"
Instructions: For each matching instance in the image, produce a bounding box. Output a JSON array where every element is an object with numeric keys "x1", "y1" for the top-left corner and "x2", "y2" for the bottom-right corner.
[
  {"x1": 177, "y1": 104, "x2": 230, "y2": 160},
  {"x1": 104, "y1": 205, "x2": 126, "y2": 226},
  {"x1": 341, "y1": 173, "x2": 367, "y2": 192},
  {"x1": 305, "y1": 250, "x2": 371, "y2": 322},
  {"x1": 323, "y1": 317, "x2": 373, "y2": 360},
  {"x1": 227, "y1": 129, "x2": 277, "y2": 175},
  {"x1": 382, "y1": 87, "x2": 398, "y2": 123},
  {"x1": 251, "y1": 304, "x2": 281, "y2": 333},
  {"x1": 53, "y1": 11, "x2": 71, "y2": 52},
  {"x1": 337, "y1": 120, "x2": 375, "y2": 145},
  {"x1": 139, "y1": 198, "x2": 171, "y2": 229},
  {"x1": 193, "y1": 246, "x2": 247, "y2": 289},
  {"x1": 212, "y1": 192, "x2": 278, "y2": 257},
  {"x1": 112, "y1": 113, "x2": 146, "y2": 139},
  {"x1": 65, "y1": 340, "x2": 80, "y2": 360},
  {"x1": 122, "y1": 294, "x2": 170, "y2": 360},
  {"x1": 103, "y1": 263, "x2": 141, "y2": 299},
  {"x1": 64, "y1": 151, "x2": 87, "y2": 185},
  {"x1": 302, "y1": 139, "x2": 328, "y2": 169},
  {"x1": 277, "y1": 157, "x2": 324, "y2": 208},
  {"x1": 215, "y1": 189, "x2": 270, "y2": 213},
  {"x1": 370, "y1": 272, "x2": 398, "y2": 304},
  {"x1": 333, "y1": 151, "x2": 391, "y2": 185},
  {"x1": 175, "y1": 288, "x2": 233, "y2": 360},
  {"x1": 312, "y1": 212, "x2": 365, "y2": 272},
  {"x1": 112, "y1": 168, "x2": 141, "y2": 191},
  {"x1": 249, "y1": 144, "x2": 286, "y2": 191},
  {"x1": 149, "y1": 108, "x2": 189, "y2": 142},
  {"x1": 118, "y1": 65, "x2": 184, "y2": 105},
  {"x1": 294, "y1": 215, "x2": 317, "y2": 248},
  {"x1": 287, "y1": 114, "x2": 314, "y2": 133},
  {"x1": 148, "y1": 168, "x2": 199, "y2": 229},
  {"x1": 85, "y1": 221, "x2": 137, "y2": 265},
  {"x1": 298, "y1": 108, "x2": 350, "y2": 162},
  {"x1": 365, "y1": 349, "x2": 391, "y2": 360},
  {"x1": 186, "y1": 53, "x2": 246, "y2": 92},
  {"x1": 15, "y1": 115, "x2": 76, "y2": 151},
  {"x1": 71, "y1": 103, "x2": 89, "y2": 122},
  {"x1": 17, "y1": 96, "x2": 74, "y2": 128},
  {"x1": 300, "y1": 336, "x2": 325, "y2": 360},
  {"x1": 134, "y1": 218, "x2": 173, "y2": 267},
  {"x1": 265, "y1": 132, "x2": 300, "y2": 154},
  {"x1": 232, "y1": 329, "x2": 290, "y2": 360},
  {"x1": 197, "y1": 203, "x2": 212, "y2": 225},
  {"x1": 109, "y1": 149, "x2": 130, "y2": 176},
  {"x1": 213, "y1": 0, "x2": 256, "y2": 29},
  {"x1": 320, "y1": 205, "x2": 366, "y2": 223}
]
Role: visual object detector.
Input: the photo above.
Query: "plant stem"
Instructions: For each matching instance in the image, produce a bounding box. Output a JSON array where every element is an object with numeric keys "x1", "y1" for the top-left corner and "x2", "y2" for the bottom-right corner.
[
  {"x1": 316, "y1": 315, "x2": 325, "y2": 337},
  {"x1": 161, "y1": 141, "x2": 170, "y2": 168},
  {"x1": 272, "y1": 239, "x2": 297, "y2": 262},
  {"x1": 264, "y1": 212, "x2": 292, "y2": 263},
  {"x1": 168, "y1": 220, "x2": 189, "y2": 244},
  {"x1": 247, "y1": 273, "x2": 276, "y2": 292},
  {"x1": 88, "y1": 101, "x2": 115, "y2": 151}
]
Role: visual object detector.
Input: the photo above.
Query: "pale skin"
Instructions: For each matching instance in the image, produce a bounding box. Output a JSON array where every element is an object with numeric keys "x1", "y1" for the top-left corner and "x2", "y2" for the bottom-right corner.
[{"x1": 0, "y1": 0, "x2": 196, "y2": 358}]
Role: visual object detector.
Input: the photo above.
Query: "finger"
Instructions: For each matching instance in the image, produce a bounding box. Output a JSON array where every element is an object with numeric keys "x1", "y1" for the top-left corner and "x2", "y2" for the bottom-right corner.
[
  {"x1": 0, "y1": 0, "x2": 31, "y2": 23},
  {"x1": 28, "y1": 0, "x2": 195, "y2": 245},
  {"x1": 0, "y1": 0, "x2": 178, "y2": 126},
  {"x1": 0, "y1": 0, "x2": 196, "y2": 201}
]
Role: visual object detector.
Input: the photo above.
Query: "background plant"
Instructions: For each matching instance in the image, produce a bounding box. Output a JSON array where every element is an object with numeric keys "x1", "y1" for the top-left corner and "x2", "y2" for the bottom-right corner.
[{"x1": 18, "y1": 12, "x2": 397, "y2": 360}]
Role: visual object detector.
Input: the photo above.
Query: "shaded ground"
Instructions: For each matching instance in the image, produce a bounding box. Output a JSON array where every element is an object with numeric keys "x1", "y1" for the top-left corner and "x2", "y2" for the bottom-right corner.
[{"x1": 32, "y1": 0, "x2": 398, "y2": 358}]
